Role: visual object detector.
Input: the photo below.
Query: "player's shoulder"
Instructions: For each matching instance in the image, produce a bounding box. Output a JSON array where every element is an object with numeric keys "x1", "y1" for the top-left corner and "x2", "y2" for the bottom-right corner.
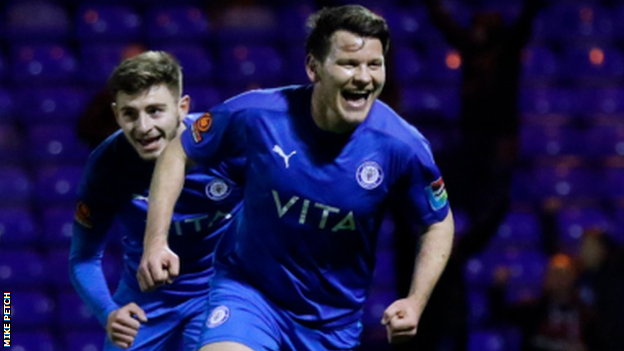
[
  {"x1": 184, "y1": 112, "x2": 207, "y2": 125},
  {"x1": 221, "y1": 84, "x2": 309, "y2": 113},
  {"x1": 89, "y1": 130, "x2": 124, "y2": 161},
  {"x1": 367, "y1": 100, "x2": 431, "y2": 152},
  {"x1": 85, "y1": 129, "x2": 134, "y2": 174}
]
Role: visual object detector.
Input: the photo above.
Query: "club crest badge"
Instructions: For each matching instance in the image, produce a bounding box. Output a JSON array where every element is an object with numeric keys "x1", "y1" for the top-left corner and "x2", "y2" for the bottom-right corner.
[
  {"x1": 356, "y1": 161, "x2": 383, "y2": 190},
  {"x1": 205, "y1": 178, "x2": 231, "y2": 201},
  {"x1": 206, "y1": 305, "x2": 230, "y2": 328}
]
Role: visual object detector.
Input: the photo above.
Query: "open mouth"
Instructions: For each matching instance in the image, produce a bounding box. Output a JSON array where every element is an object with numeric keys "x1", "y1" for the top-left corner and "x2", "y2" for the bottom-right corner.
[
  {"x1": 341, "y1": 91, "x2": 370, "y2": 108},
  {"x1": 137, "y1": 136, "x2": 161, "y2": 148}
]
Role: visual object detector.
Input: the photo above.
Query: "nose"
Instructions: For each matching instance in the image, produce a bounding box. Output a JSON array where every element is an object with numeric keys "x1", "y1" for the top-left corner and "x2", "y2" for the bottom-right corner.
[
  {"x1": 135, "y1": 112, "x2": 153, "y2": 133},
  {"x1": 353, "y1": 64, "x2": 373, "y2": 85}
]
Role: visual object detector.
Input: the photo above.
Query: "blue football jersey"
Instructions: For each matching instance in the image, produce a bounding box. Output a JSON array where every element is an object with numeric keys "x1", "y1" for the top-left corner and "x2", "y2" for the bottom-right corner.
[
  {"x1": 70, "y1": 113, "x2": 244, "y2": 325},
  {"x1": 180, "y1": 85, "x2": 450, "y2": 327}
]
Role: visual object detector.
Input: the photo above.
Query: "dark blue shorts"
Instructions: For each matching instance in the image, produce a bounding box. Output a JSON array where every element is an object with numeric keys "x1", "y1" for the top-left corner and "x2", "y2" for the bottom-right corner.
[
  {"x1": 105, "y1": 280, "x2": 207, "y2": 351},
  {"x1": 198, "y1": 273, "x2": 362, "y2": 351}
]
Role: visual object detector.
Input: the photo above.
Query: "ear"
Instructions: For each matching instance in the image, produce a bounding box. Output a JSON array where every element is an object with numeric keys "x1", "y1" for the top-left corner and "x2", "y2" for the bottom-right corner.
[
  {"x1": 305, "y1": 54, "x2": 319, "y2": 83},
  {"x1": 178, "y1": 94, "x2": 190, "y2": 120},
  {"x1": 111, "y1": 102, "x2": 122, "y2": 127}
]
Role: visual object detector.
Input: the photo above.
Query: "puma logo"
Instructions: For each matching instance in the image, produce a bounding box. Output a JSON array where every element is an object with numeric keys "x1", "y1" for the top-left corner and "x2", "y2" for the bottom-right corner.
[{"x1": 272, "y1": 145, "x2": 297, "y2": 168}]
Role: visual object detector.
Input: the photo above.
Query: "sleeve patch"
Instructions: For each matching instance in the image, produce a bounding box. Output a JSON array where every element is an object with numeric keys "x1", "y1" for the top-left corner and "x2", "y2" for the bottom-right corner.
[
  {"x1": 192, "y1": 113, "x2": 213, "y2": 143},
  {"x1": 74, "y1": 201, "x2": 93, "y2": 229},
  {"x1": 424, "y1": 177, "x2": 448, "y2": 211}
]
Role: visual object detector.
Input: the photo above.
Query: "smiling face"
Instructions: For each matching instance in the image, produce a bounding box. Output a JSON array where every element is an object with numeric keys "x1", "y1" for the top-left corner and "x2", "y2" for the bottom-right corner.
[
  {"x1": 113, "y1": 83, "x2": 189, "y2": 161},
  {"x1": 306, "y1": 30, "x2": 386, "y2": 133}
]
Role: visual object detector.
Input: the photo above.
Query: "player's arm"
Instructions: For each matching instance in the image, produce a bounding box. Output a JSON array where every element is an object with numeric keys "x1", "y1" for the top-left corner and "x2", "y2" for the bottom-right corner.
[
  {"x1": 69, "y1": 210, "x2": 118, "y2": 327},
  {"x1": 70, "y1": 217, "x2": 148, "y2": 349},
  {"x1": 136, "y1": 135, "x2": 188, "y2": 292},
  {"x1": 69, "y1": 148, "x2": 148, "y2": 349},
  {"x1": 136, "y1": 107, "x2": 246, "y2": 292},
  {"x1": 69, "y1": 148, "x2": 122, "y2": 326},
  {"x1": 382, "y1": 210, "x2": 454, "y2": 344}
]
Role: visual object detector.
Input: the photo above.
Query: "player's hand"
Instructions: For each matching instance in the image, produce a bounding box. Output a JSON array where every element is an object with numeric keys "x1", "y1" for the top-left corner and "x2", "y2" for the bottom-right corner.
[
  {"x1": 136, "y1": 244, "x2": 179, "y2": 292},
  {"x1": 106, "y1": 303, "x2": 148, "y2": 349},
  {"x1": 381, "y1": 298, "x2": 420, "y2": 344}
]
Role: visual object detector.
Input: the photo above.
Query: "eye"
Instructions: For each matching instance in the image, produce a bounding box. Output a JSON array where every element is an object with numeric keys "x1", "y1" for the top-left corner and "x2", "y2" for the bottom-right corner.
[
  {"x1": 338, "y1": 60, "x2": 357, "y2": 68},
  {"x1": 146, "y1": 106, "x2": 164, "y2": 116},
  {"x1": 121, "y1": 110, "x2": 138, "y2": 121},
  {"x1": 368, "y1": 61, "x2": 383, "y2": 69}
]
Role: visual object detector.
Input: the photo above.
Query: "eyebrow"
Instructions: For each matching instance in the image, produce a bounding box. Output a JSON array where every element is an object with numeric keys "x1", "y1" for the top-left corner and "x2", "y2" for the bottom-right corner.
[{"x1": 120, "y1": 103, "x2": 168, "y2": 112}]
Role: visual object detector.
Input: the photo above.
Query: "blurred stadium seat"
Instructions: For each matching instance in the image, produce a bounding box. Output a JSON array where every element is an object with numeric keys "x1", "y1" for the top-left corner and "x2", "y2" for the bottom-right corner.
[
  {"x1": 0, "y1": 123, "x2": 25, "y2": 165},
  {"x1": 468, "y1": 330, "x2": 508, "y2": 351},
  {"x1": 35, "y1": 165, "x2": 83, "y2": 207},
  {"x1": 0, "y1": 166, "x2": 33, "y2": 207},
  {"x1": 9, "y1": 330, "x2": 59, "y2": 351},
  {"x1": 46, "y1": 247, "x2": 73, "y2": 289},
  {"x1": 219, "y1": 44, "x2": 285, "y2": 89},
  {"x1": 489, "y1": 211, "x2": 541, "y2": 250},
  {"x1": 0, "y1": 88, "x2": 15, "y2": 123},
  {"x1": 213, "y1": 5, "x2": 280, "y2": 45},
  {"x1": 57, "y1": 289, "x2": 101, "y2": 329},
  {"x1": 589, "y1": 87, "x2": 624, "y2": 115},
  {"x1": 10, "y1": 44, "x2": 78, "y2": 86},
  {"x1": 64, "y1": 330, "x2": 106, "y2": 351},
  {"x1": 422, "y1": 45, "x2": 463, "y2": 84},
  {"x1": 400, "y1": 86, "x2": 460, "y2": 122},
  {"x1": 277, "y1": 4, "x2": 317, "y2": 44},
  {"x1": 519, "y1": 124, "x2": 584, "y2": 160},
  {"x1": 531, "y1": 162, "x2": 600, "y2": 201},
  {"x1": 560, "y1": 45, "x2": 624, "y2": 83},
  {"x1": 534, "y1": 3, "x2": 614, "y2": 43},
  {"x1": 4, "y1": 1, "x2": 70, "y2": 43},
  {"x1": 42, "y1": 206, "x2": 75, "y2": 246},
  {"x1": 467, "y1": 288, "x2": 490, "y2": 326},
  {"x1": 76, "y1": 4, "x2": 143, "y2": 43},
  {"x1": 0, "y1": 207, "x2": 39, "y2": 247},
  {"x1": 79, "y1": 43, "x2": 141, "y2": 86},
  {"x1": 521, "y1": 45, "x2": 559, "y2": 83},
  {"x1": 185, "y1": 85, "x2": 223, "y2": 113},
  {"x1": 145, "y1": 5, "x2": 210, "y2": 43},
  {"x1": 556, "y1": 206, "x2": 612, "y2": 254},
  {"x1": 378, "y1": 5, "x2": 444, "y2": 45},
  {"x1": 151, "y1": 44, "x2": 214, "y2": 84},
  {"x1": 11, "y1": 290, "x2": 56, "y2": 328},
  {"x1": 585, "y1": 123, "x2": 624, "y2": 157},
  {"x1": 27, "y1": 124, "x2": 91, "y2": 166},
  {"x1": 16, "y1": 86, "x2": 88, "y2": 123},
  {"x1": 392, "y1": 45, "x2": 426, "y2": 86},
  {"x1": 519, "y1": 86, "x2": 579, "y2": 118},
  {"x1": 603, "y1": 164, "x2": 624, "y2": 202},
  {"x1": 0, "y1": 250, "x2": 47, "y2": 288}
]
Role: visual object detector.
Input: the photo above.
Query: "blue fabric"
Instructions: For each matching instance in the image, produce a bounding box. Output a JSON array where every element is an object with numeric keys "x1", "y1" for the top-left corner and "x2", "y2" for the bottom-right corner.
[
  {"x1": 181, "y1": 85, "x2": 450, "y2": 331},
  {"x1": 198, "y1": 269, "x2": 362, "y2": 351},
  {"x1": 69, "y1": 113, "x2": 244, "y2": 349}
]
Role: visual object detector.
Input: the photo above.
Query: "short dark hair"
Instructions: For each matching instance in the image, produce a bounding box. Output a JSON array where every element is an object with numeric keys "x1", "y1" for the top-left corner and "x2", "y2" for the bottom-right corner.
[
  {"x1": 305, "y1": 5, "x2": 390, "y2": 61},
  {"x1": 108, "y1": 50, "x2": 183, "y2": 99}
]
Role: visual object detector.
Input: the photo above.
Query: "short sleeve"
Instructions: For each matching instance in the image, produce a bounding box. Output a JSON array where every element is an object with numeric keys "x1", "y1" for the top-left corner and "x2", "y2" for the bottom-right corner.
[
  {"x1": 397, "y1": 138, "x2": 450, "y2": 227},
  {"x1": 181, "y1": 103, "x2": 246, "y2": 166}
]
